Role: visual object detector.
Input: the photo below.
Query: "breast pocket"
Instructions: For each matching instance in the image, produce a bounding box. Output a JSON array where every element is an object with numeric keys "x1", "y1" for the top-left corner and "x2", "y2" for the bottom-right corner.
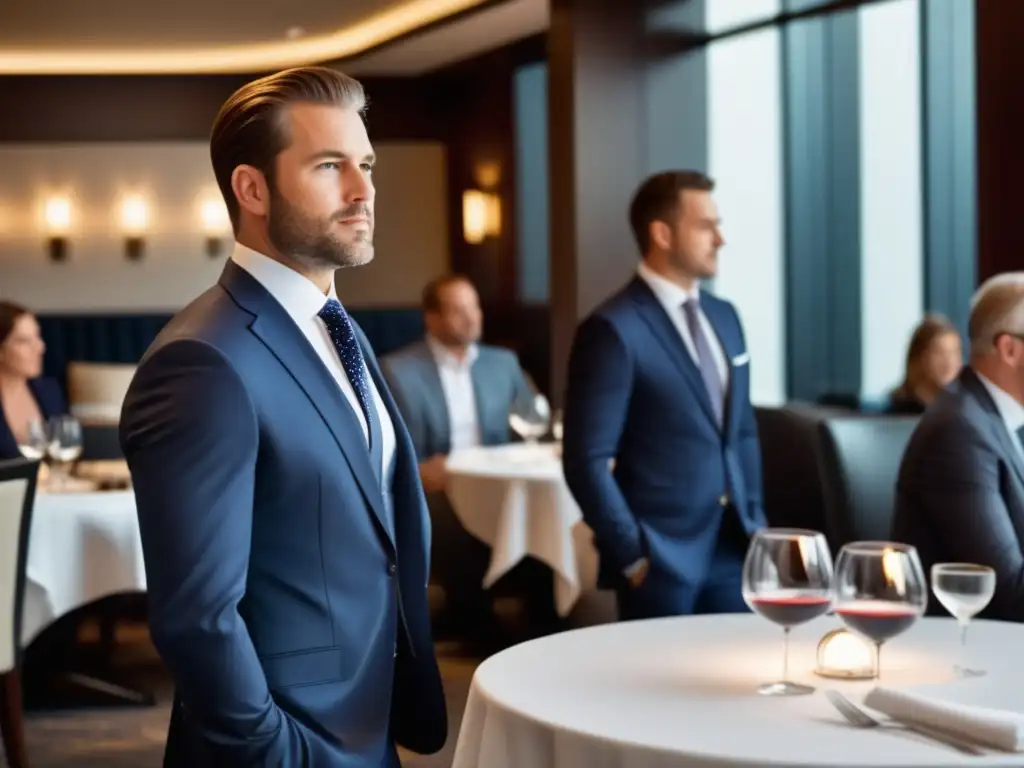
[{"x1": 261, "y1": 647, "x2": 344, "y2": 690}]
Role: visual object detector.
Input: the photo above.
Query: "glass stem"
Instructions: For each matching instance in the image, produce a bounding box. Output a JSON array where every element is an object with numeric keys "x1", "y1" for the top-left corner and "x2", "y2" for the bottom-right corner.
[
  {"x1": 875, "y1": 642, "x2": 883, "y2": 681},
  {"x1": 782, "y1": 626, "x2": 791, "y2": 682},
  {"x1": 959, "y1": 620, "x2": 969, "y2": 670}
]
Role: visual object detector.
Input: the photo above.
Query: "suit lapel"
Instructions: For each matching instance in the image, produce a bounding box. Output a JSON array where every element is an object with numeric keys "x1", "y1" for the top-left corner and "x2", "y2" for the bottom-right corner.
[
  {"x1": 630, "y1": 279, "x2": 719, "y2": 426},
  {"x1": 219, "y1": 262, "x2": 395, "y2": 553},
  {"x1": 962, "y1": 368, "x2": 1024, "y2": 491}
]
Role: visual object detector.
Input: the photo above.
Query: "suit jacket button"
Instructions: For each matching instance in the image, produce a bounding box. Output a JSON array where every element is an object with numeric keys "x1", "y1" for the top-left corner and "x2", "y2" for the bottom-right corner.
[
  {"x1": 387, "y1": 562, "x2": 397, "y2": 576},
  {"x1": 719, "y1": 494, "x2": 730, "y2": 507}
]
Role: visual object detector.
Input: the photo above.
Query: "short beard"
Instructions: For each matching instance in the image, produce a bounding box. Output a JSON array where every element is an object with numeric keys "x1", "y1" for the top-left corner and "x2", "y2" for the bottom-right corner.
[{"x1": 266, "y1": 184, "x2": 374, "y2": 271}]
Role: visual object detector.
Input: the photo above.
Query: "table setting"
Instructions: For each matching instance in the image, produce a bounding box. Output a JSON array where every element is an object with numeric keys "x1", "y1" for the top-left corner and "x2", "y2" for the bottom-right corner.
[
  {"x1": 445, "y1": 394, "x2": 598, "y2": 616},
  {"x1": 453, "y1": 528, "x2": 1022, "y2": 767}
]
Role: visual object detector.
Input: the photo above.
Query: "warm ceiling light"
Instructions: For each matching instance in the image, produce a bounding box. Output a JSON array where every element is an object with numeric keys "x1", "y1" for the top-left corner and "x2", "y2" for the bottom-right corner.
[
  {"x1": 120, "y1": 196, "x2": 149, "y2": 235},
  {"x1": 0, "y1": 0, "x2": 486, "y2": 74},
  {"x1": 44, "y1": 197, "x2": 72, "y2": 235}
]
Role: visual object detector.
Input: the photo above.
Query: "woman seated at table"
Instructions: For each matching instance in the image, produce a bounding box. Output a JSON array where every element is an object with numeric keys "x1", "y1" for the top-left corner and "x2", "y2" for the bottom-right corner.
[
  {"x1": 886, "y1": 314, "x2": 962, "y2": 415},
  {"x1": 0, "y1": 300, "x2": 67, "y2": 460}
]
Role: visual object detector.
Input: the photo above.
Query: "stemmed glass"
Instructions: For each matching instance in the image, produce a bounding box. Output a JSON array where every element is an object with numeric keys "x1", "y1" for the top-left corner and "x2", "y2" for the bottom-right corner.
[
  {"x1": 509, "y1": 394, "x2": 551, "y2": 443},
  {"x1": 47, "y1": 415, "x2": 83, "y2": 488},
  {"x1": 17, "y1": 418, "x2": 50, "y2": 461},
  {"x1": 834, "y1": 542, "x2": 927, "y2": 680},
  {"x1": 931, "y1": 563, "x2": 995, "y2": 678},
  {"x1": 742, "y1": 528, "x2": 834, "y2": 696}
]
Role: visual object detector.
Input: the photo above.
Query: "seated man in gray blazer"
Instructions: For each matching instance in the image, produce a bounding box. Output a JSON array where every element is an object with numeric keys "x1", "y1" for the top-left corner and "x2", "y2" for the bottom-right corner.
[
  {"x1": 381, "y1": 274, "x2": 536, "y2": 639},
  {"x1": 894, "y1": 272, "x2": 1024, "y2": 622}
]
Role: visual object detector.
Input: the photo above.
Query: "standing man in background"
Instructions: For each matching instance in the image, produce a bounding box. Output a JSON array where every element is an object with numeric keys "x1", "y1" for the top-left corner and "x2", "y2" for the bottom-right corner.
[
  {"x1": 120, "y1": 67, "x2": 445, "y2": 767},
  {"x1": 562, "y1": 170, "x2": 765, "y2": 620}
]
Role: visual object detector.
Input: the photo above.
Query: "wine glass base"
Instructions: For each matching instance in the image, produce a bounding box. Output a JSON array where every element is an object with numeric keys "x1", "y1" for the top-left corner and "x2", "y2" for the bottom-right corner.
[
  {"x1": 757, "y1": 681, "x2": 815, "y2": 696},
  {"x1": 954, "y1": 665, "x2": 986, "y2": 678}
]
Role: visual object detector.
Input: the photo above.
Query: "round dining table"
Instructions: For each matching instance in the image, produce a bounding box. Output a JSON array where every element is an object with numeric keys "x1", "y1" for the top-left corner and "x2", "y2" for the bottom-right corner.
[
  {"x1": 445, "y1": 442, "x2": 598, "y2": 616},
  {"x1": 452, "y1": 614, "x2": 1024, "y2": 767}
]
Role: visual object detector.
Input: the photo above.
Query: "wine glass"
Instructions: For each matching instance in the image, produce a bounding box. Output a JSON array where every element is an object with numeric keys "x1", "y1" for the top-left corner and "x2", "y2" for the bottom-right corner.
[
  {"x1": 47, "y1": 415, "x2": 83, "y2": 488},
  {"x1": 508, "y1": 394, "x2": 551, "y2": 443},
  {"x1": 742, "y1": 528, "x2": 834, "y2": 696},
  {"x1": 552, "y1": 409, "x2": 564, "y2": 442},
  {"x1": 931, "y1": 563, "x2": 995, "y2": 678},
  {"x1": 18, "y1": 418, "x2": 50, "y2": 461},
  {"x1": 833, "y1": 541, "x2": 927, "y2": 680}
]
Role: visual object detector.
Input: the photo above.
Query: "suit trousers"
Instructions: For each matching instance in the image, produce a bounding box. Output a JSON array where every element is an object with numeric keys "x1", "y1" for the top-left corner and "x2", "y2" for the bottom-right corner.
[{"x1": 616, "y1": 507, "x2": 751, "y2": 620}]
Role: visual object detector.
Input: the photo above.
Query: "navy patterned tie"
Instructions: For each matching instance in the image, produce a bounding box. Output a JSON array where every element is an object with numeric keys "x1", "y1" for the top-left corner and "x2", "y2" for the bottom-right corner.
[
  {"x1": 682, "y1": 298, "x2": 725, "y2": 426},
  {"x1": 317, "y1": 299, "x2": 382, "y2": 472}
]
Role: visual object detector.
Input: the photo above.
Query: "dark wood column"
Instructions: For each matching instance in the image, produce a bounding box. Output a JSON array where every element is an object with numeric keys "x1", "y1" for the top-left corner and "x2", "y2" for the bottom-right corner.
[
  {"x1": 547, "y1": 0, "x2": 707, "y2": 403},
  {"x1": 975, "y1": 0, "x2": 1024, "y2": 283}
]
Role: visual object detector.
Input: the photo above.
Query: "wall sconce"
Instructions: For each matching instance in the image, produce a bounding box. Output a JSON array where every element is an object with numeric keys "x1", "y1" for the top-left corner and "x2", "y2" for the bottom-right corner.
[
  {"x1": 815, "y1": 628, "x2": 875, "y2": 680},
  {"x1": 199, "y1": 197, "x2": 231, "y2": 258},
  {"x1": 462, "y1": 189, "x2": 501, "y2": 245},
  {"x1": 120, "y1": 196, "x2": 149, "y2": 261},
  {"x1": 44, "y1": 196, "x2": 72, "y2": 262}
]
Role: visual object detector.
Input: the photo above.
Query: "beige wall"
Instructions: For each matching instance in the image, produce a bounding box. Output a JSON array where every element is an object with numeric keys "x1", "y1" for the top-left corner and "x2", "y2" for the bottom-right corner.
[{"x1": 0, "y1": 141, "x2": 448, "y2": 311}]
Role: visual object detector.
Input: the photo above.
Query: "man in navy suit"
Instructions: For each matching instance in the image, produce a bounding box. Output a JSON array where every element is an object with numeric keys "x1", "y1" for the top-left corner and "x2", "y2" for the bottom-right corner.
[
  {"x1": 120, "y1": 67, "x2": 445, "y2": 767},
  {"x1": 562, "y1": 170, "x2": 766, "y2": 620}
]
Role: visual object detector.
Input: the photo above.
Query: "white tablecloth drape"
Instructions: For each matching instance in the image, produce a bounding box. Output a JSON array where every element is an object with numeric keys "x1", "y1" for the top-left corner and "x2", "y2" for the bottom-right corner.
[
  {"x1": 22, "y1": 490, "x2": 145, "y2": 645},
  {"x1": 453, "y1": 614, "x2": 1024, "y2": 768},
  {"x1": 445, "y1": 443, "x2": 598, "y2": 616}
]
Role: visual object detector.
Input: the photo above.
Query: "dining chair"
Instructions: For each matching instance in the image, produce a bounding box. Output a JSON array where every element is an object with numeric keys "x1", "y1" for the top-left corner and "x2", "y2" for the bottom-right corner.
[{"x1": 0, "y1": 457, "x2": 39, "y2": 768}]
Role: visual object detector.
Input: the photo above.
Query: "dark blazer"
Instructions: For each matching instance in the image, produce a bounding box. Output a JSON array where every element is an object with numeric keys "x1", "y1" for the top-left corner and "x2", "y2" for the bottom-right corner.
[
  {"x1": 0, "y1": 377, "x2": 67, "y2": 460},
  {"x1": 893, "y1": 367, "x2": 1024, "y2": 621},
  {"x1": 562, "y1": 277, "x2": 766, "y2": 589},
  {"x1": 120, "y1": 261, "x2": 445, "y2": 767},
  {"x1": 380, "y1": 340, "x2": 535, "y2": 460}
]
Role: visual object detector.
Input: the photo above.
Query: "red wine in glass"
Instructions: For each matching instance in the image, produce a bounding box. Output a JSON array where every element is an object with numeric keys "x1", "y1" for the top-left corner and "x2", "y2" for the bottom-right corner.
[
  {"x1": 750, "y1": 594, "x2": 834, "y2": 627},
  {"x1": 834, "y1": 601, "x2": 919, "y2": 643},
  {"x1": 742, "y1": 529, "x2": 834, "y2": 696}
]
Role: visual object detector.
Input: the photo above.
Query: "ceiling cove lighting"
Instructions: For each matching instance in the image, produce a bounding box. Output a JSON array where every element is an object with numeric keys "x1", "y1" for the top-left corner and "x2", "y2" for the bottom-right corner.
[{"x1": 0, "y1": 0, "x2": 486, "y2": 74}]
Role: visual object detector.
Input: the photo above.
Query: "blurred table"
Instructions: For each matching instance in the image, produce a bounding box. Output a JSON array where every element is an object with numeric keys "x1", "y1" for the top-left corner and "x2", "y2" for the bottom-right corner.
[
  {"x1": 453, "y1": 614, "x2": 1024, "y2": 768},
  {"x1": 22, "y1": 487, "x2": 145, "y2": 645},
  {"x1": 445, "y1": 442, "x2": 598, "y2": 616}
]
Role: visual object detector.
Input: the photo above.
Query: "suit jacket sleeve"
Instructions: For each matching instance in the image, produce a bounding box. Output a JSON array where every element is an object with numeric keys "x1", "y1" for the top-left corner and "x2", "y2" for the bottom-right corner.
[
  {"x1": 120, "y1": 339, "x2": 307, "y2": 766},
  {"x1": 380, "y1": 357, "x2": 428, "y2": 461},
  {"x1": 561, "y1": 315, "x2": 645, "y2": 572},
  {"x1": 508, "y1": 351, "x2": 537, "y2": 416},
  {"x1": 732, "y1": 307, "x2": 764, "y2": 518},
  {"x1": 901, "y1": 416, "x2": 1024, "y2": 621}
]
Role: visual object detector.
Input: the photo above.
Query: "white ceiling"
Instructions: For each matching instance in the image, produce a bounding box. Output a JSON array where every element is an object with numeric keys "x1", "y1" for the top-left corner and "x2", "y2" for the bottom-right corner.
[{"x1": 0, "y1": 0, "x2": 547, "y2": 75}]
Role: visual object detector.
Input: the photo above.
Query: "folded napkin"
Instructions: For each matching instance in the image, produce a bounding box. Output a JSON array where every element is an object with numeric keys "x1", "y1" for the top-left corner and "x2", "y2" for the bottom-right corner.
[{"x1": 864, "y1": 686, "x2": 1024, "y2": 752}]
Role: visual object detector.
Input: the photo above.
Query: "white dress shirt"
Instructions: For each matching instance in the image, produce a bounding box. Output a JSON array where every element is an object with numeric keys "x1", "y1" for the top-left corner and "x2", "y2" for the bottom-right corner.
[
  {"x1": 636, "y1": 262, "x2": 729, "y2": 386},
  {"x1": 977, "y1": 372, "x2": 1024, "y2": 461},
  {"x1": 426, "y1": 336, "x2": 481, "y2": 451},
  {"x1": 231, "y1": 244, "x2": 397, "y2": 479}
]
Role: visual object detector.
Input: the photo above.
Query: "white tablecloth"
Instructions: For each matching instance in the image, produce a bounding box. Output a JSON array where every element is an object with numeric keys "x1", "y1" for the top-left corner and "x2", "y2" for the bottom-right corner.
[
  {"x1": 453, "y1": 614, "x2": 1024, "y2": 767},
  {"x1": 445, "y1": 443, "x2": 598, "y2": 616},
  {"x1": 22, "y1": 490, "x2": 146, "y2": 645}
]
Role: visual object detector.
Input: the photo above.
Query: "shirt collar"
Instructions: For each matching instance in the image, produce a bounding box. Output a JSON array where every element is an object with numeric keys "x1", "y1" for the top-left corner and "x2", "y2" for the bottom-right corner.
[
  {"x1": 231, "y1": 243, "x2": 337, "y2": 322},
  {"x1": 426, "y1": 335, "x2": 479, "y2": 370},
  {"x1": 975, "y1": 371, "x2": 1024, "y2": 434},
  {"x1": 637, "y1": 261, "x2": 701, "y2": 309}
]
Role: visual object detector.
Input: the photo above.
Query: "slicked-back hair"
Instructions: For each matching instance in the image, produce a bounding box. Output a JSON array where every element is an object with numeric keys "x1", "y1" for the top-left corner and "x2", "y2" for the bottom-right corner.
[
  {"x1": 210, "y1": 66, "x2": 366, "y2": 232},
  {"x1": 628, "y1": 170, "x2": 715, "y2": 253}
]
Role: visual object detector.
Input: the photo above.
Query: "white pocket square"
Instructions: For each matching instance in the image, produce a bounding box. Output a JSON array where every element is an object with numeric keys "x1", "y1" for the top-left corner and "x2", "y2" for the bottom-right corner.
[{"x1": 731, "y1": 352, "x2": 750, "y2": 366}]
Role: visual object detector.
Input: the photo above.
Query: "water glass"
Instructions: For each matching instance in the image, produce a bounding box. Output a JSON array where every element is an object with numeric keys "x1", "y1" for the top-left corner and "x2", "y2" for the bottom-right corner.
[{"x1": 931, "y1": 563, "x2": 995, "y2": 677}]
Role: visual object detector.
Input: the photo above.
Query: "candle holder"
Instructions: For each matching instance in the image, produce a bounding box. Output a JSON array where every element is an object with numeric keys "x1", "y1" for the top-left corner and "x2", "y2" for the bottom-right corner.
[{"x1": 815, "y1": 628, "x2": 875, "y2": 680}]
